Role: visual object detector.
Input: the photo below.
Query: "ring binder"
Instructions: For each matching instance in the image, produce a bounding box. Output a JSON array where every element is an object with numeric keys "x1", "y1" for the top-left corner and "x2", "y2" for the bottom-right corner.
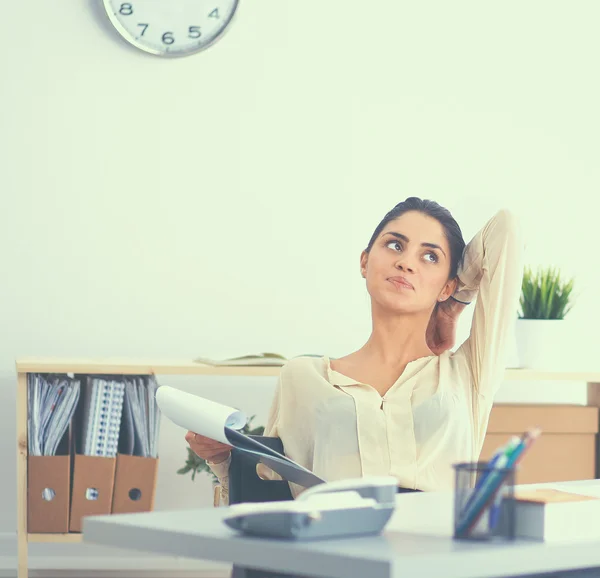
[
  {"x1": 70, "y1": 376, "x2": 126, "y2": 532},
  {"x1": 111, "y1": 375, "x2": 160, "y2": 515},
  {"x1": 27, "y1": 374, "x2": 80, "y2": 533}
]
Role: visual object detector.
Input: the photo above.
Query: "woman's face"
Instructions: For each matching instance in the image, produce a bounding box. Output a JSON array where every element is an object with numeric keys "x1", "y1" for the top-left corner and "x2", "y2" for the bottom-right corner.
[{"x1": 360, "y1": 211, "x2": 456, "y2": 314}]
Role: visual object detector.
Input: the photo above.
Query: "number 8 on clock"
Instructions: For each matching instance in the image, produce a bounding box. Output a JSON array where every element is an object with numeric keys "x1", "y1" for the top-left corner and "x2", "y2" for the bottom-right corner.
[{"x1": 102, "y1": 0, "x2": 240, "y2": 57}]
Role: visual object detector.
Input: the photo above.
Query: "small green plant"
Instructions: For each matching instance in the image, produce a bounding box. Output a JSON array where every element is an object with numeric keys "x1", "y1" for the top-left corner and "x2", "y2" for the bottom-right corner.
[
  {"x1": 177, "y1": 416, "x2": 265, "y2": 482},
  {"x1": 519, "y1": 266, "x2": 575, "y2": 320}
]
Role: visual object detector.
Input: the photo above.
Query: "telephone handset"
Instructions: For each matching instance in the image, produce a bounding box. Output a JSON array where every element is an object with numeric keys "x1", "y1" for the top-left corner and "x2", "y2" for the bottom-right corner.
[
  {"x1": 298, "y1": 475, "x2": 398, "y2": 503},
  {"x1": 223, "y1": 476, "x2": 398, "y2": 541}
]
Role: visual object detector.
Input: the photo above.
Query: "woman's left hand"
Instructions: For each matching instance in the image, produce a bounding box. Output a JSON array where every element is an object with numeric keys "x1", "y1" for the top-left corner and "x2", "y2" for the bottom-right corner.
[{"x1": 426, "y1": 298, "x2": 466, "y2": 355}]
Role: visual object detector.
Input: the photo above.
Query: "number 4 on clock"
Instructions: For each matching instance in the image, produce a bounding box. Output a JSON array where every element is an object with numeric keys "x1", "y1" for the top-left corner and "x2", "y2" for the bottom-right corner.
[{"x1": 209, "y1": 8, "x2": 219, "y2": 18}]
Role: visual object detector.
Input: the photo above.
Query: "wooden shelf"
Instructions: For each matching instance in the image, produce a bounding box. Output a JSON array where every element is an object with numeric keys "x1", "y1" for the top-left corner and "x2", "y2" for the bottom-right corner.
[
  {"x1": 15, "y1": 357, "x2": 600, "y2": 382},
  {"x1": 28, "y1": 533, "x2": 82, "y2": 543},
  {"x1": 14, "y1": 357, "x2": 281, "y2": 376},
  {"x1": 504, "y1": 368, "x2": 600, "y2": 382}
]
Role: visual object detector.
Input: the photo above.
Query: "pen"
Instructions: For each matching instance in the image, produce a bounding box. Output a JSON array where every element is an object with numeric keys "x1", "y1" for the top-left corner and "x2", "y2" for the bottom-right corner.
[
  {"x1": 488, "y1": 428, "x2": 541, "y2": 530},
  {"x1": 506, "y1": 427, "x2": 541, "y2": 468},
  {"x1": 487, "y1": 437, "x2": 520, "y2": 528},
  {"x1": 468, "y1": 428, "x2": 540, "y2": 536}
]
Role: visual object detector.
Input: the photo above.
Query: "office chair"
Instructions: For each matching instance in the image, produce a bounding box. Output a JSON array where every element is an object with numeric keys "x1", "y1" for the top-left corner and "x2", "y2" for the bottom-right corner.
[
  {"x1": 228, "y1": 436, "x2": 294, "y2": 504},
  {"x1": 229, "y1": 437, "x2": 296, "y2": 578}
]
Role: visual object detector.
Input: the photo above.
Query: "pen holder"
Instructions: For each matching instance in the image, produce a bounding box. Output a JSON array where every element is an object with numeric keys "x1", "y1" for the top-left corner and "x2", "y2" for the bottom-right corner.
[{"x1": 453, "y1": 461, "x2": 516, "y2": 541}]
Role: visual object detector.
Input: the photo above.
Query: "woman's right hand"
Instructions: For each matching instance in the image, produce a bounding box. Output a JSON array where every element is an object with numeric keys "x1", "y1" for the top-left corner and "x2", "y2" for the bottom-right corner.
[{"x1": 185, "y1": 431, "x2": 232, "y2": 464}]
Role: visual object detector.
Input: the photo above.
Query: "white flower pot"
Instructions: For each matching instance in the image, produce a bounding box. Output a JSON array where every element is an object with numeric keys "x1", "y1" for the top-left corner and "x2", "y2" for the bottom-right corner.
[{"x1": 514, "y1": 318, "x2": 566, "y2": 369}]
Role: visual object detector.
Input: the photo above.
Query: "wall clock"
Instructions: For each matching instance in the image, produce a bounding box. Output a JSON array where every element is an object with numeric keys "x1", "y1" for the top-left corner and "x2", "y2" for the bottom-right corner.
[{"x1": 103, "y1": 0, "x2": 240, "y2": 57}]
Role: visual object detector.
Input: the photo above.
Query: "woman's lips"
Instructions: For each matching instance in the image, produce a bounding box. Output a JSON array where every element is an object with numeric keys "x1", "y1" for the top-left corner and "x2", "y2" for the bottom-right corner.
[{"x1": 388, "y1": 276, "x2": 414, "y2": 290}]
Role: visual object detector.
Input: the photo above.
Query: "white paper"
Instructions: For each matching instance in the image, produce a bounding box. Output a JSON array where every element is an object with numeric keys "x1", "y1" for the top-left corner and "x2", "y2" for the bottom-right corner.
[
  {"x1": 28, "y1": 374, "x2": 81, "y2": 457},
  {"x1": 155, "y1": 385, "x2": 246, "y2": 444},
  {"x1": 155, "y1": 385, "x2": 326, "y2": 488}
]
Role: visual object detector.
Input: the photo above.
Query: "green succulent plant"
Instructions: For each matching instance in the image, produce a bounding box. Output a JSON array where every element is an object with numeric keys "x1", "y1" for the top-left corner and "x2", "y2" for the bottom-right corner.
[
  {"x1": 519, "y1": 266, "x2": 575, "y2": 320},
  {"x1": 177, "y1": 415, "x2": 265, "y2": 482}
]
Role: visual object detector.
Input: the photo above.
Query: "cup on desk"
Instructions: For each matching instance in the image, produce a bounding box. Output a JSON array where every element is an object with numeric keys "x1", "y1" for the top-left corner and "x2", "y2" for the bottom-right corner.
[{"x1": 453, "y1": 461, "x2": 516, "y2": 541}]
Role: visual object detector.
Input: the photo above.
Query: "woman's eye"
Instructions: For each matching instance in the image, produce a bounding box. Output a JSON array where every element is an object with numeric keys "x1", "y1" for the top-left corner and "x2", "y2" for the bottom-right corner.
[{"x1": 386, "y1": 241, "x2": 437, "y2": 263}]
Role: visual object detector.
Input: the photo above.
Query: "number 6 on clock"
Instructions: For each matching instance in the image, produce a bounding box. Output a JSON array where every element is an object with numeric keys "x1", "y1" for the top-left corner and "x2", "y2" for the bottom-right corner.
[{"x1": 102, "y1": 0, "x2": 239, "y2": 57}]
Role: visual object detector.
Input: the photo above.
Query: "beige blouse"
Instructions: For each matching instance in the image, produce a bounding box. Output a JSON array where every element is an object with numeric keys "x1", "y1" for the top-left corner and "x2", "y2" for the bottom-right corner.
[{"x1": 209, "y1": 209, "x2": 524, "y2": 506}]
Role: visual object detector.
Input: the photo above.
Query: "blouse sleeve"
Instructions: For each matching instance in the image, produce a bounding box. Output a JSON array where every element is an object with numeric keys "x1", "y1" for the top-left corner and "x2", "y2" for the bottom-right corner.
[
  {"x1": 453, "y1": 209, "x2": 525, "y2": 400},
  {"x1": 255, "y1": 374, "x2": 285, "y2": 482}
]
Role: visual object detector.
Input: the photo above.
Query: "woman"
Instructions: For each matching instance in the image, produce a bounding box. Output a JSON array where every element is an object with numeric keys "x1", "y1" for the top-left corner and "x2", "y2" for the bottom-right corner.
[{"x1": 186, "y1": 197, "x2": 524, "y2": 505}]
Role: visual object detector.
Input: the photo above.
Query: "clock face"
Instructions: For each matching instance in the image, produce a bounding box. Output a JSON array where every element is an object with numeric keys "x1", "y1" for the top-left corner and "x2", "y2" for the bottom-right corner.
[{"x1": 103, "y1": 0, "x2": 240, "y2": 57}]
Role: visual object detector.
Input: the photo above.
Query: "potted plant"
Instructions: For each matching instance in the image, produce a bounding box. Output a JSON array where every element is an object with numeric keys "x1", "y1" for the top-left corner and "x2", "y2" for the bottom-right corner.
[
  {"x1": 177, "y1": 416, "x2": 265, "y2": 483},
  {"x1": 515, "y1": 265, "x2": 576, "y2": 369}
]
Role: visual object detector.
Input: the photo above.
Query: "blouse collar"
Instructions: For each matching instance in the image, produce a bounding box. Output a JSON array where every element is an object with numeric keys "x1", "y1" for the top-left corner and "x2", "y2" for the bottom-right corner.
[{"x1": 322, "y1": 353, "x2": 441, "y2": 388}]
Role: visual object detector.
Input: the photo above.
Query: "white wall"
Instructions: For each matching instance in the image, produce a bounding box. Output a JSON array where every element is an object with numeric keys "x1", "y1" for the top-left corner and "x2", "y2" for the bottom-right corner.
[{"x1": 1, "y1": 0, "x2": 600, "y2": 571}]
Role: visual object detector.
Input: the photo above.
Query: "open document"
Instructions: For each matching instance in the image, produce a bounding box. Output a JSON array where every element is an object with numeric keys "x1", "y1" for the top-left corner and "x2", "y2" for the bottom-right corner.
[{"x1": 155, "y1": 386, "x2": 324, "y2": 489}]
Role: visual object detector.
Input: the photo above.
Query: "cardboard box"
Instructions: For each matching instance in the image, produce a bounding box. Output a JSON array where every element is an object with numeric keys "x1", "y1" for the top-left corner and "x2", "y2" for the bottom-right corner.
[
  {"x1": 27, "y1": 455, "x2": 71, "y2": 533},
  {"x1": 69, "y1": 454, "x2": 116, "y2": 532},
  {"x1": 481, "y1": 404, "x2": 599, "y2": 484},
  {"x1": 111, "y1": 454, "x2": 158, "y2": 514}
]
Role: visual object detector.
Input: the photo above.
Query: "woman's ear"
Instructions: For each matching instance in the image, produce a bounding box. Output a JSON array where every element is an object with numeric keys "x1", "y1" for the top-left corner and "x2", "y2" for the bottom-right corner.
[
  {"x1": 360, "y1": 250, "x2": 368, "y2": 278},
  {"x1": 438, "y1": 277, "x2": 458, "y2": 301}
]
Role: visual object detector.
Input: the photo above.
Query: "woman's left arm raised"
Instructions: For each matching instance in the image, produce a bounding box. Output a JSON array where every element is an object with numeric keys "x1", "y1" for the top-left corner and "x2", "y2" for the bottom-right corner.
[{"x1": 453, "y1": 209, "x2": 525, "y2": 399}]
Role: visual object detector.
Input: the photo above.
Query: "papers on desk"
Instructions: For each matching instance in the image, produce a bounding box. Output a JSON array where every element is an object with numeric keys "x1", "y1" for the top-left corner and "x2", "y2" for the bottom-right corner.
[
  {"x1": 155, "y1": 385, "x2": 324, "y2": 489},
  {"x1": 28, "y1": 374, "x2": 81, "y2": 456}
]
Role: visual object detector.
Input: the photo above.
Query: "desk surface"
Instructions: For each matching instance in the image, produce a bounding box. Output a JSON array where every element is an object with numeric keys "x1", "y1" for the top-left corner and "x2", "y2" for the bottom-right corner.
[{"x1": 83, "y1": 480, "x2": 600, "y2": 578}]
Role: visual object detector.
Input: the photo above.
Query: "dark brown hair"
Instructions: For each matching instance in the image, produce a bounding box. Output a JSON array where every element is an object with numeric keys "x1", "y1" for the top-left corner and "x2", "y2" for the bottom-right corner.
[{"x1": 365, "y1": 197, "x2": 466, "y2": 279}]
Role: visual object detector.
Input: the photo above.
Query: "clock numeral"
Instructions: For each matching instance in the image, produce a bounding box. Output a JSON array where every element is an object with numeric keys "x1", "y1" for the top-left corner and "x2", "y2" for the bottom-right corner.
[
  {"x1": 209, "y1": 8, "x2": 219, "y2": 19},
  {"x1": 137, "y1": 23, "x2": 148, "y2": 36},
  {"x1": 188, "y1": 26, "x2": 201, "y2": 39},
  {"x1": 162, "y1": 32, "x2": 175, "y2": 45},
  {"x1": 119, "y1": 3, "x2": 133, "y2": 15}
]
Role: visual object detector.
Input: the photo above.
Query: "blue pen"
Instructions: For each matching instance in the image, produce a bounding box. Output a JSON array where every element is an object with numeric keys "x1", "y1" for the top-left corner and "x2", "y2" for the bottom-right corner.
[
  {"x1": 460, "y1": 437, "x2": 519, "y2": 519},
  {"x1": 475, "y1": 437, "x2": 518, "y2": 490},
  {"x1": 488, "y1": 438, "x2": 522, "y2": 528}
]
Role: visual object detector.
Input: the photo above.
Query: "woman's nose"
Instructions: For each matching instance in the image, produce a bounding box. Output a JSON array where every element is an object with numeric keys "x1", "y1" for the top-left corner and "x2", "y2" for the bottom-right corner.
[{"x1": 395, "y1": 257, "x2": 415, "y2": 273}]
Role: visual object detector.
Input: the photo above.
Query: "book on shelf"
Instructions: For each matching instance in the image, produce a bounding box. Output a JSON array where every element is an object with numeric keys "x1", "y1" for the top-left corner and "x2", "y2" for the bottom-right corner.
[
  {"x1": 510, "y1": 487, "x2": 600, "y2": 542},
  {"x1": 193, "y1": 352, "x2": 327, "y2": 367},
  {"x1": 155, "y1": 385, "x2": 325, "y2": 489},
  {"x1": 193, "y1": 353, "x2": 288, "y2": 366}
]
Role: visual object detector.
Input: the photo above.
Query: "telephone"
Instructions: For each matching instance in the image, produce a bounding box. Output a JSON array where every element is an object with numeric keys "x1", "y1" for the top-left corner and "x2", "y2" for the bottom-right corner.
[{"x1": 222, "y1": 476, "x2": 398, "y2": 540}]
